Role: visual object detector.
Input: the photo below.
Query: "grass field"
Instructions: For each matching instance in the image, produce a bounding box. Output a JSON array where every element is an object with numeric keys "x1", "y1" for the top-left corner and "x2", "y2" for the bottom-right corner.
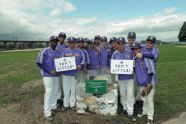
[{"x1": 0, "y1": 45, "x2": 186, "y2": 124}]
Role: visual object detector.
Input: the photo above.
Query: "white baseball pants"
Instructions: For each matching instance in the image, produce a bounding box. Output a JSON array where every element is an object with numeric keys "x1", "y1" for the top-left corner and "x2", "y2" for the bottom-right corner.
[
  {"x1": 43, "y1": 77, "x2": 59, "y2": 117},
  {"x1": 57, "y1": 76, "x2": 62, "y2": 99},
  {"x1": 118, "y1": 79, "x2": 135, "y2": 115},
  {"x1": 63, "y1": 75, "x2": 77, "y2": 107},
  {"x1": 139, "y1": 86, "x2": 155, "y2": 120}
]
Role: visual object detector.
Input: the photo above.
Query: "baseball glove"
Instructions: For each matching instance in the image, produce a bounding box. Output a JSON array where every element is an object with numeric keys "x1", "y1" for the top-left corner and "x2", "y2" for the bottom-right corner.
[{"x1": 141, "y1": 84, "x2": 153, "y2": 97}]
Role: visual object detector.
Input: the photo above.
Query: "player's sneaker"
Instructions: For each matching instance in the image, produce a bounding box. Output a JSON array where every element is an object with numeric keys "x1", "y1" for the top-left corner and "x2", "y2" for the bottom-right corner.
[
  {"x1": 45, "y1": 116, "x2": 53, "y2": 122},
  {"x1": 137, "y1": 113, "x2": 147, "y2": 118},
  {"x1": 120, "y1": 109, "x2": 127, "y2": 115},
  {"x1": 71, "y1": 106, "x2": 76, "y2": 111},
  {"x1": 51, "y1": 108, "x2": 59, "y2": 116},
  {"x1": 61, "y1": 106, "x2": 69, "y2": 112},
  {"x1": 147, "y1": 119, "x2": 154, "y2": 124},
  {"x1": 57, "y1": 99, "x2": 63, "y2": 107},
  {"x1": 128, "y1": 114, "x2": 136, "y2": 122}
]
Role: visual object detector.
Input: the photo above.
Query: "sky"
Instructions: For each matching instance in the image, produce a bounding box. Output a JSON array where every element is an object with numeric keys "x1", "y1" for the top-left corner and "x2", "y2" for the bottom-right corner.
[{"x1": 0, "y1": 0, "x2": 186, "y2": 41}]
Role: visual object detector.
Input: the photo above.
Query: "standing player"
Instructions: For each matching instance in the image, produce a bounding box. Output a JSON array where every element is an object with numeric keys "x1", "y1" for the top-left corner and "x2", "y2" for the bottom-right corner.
[
  {"x1": 83, "y1": 38, "x2": 90, "y2": 51},
  {"x1": 125, "y1": 32, "x2": 143, "y2": 102},
  {"x1": 99, "y1": 36, "x2": 110, "y2": 73},
  {"x1": 36, "y1": 35, "x2": 60, "y2": 121},
  {"x1": 108, "y1": 37, "x2": 118, "y2": 66},
  {"x1": 112, "y1": 37, "x2": 136, "y2": 122},
  {"x1": 94, "y1": 35, "x2": 101, "y2": 47},
  {"x1": 87, "y1": 39, "x2": 100, "y2": 73},
  {"x1": 57, "y1": 32, "x2": 68, "y2": 50},
  {"x1": 134, "y1": 36, "x2": 159, "y2": 124},
  {"x1": 76, "y1": 37, "x2": 90, "y2": 68},
  {"x1": 55, "y1": 32, "x2": 68, "y2": 108},
  {"x1": 126, "y1": 32, "x2": 136, "y2": 50},
  {"x1": 61, "y1": 37, "x2": 84, "y2": 112}
]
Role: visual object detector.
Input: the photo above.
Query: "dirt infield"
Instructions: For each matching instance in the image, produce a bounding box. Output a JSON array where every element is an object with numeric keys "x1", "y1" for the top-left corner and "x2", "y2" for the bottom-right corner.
[{"x1": 0, "y1": 79, "x2": 185, "y2": 124}]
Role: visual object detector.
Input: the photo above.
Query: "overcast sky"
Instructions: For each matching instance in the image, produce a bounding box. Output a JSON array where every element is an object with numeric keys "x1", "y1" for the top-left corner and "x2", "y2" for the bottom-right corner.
[{"x1": 0, "y1": 0, "x2": 186, "y2": 41}]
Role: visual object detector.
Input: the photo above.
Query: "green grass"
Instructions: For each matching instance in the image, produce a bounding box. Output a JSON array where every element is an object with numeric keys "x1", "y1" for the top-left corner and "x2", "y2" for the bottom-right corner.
[
  {"x1": 0, "y1": 46, "x2": 186, "y2": 123},
  {"x1": 0, "y1": 51, "x2": 40, "y2": 86},
  {"x1": 155, "y1": 45, "x2": 186, "y2": 120},
  {"x1": 0, "y1": 51, "x2": 41, "y2": 105}
]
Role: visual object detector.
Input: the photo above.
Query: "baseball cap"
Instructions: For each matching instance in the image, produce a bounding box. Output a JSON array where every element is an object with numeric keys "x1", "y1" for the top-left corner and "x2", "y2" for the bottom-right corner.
[
  {"x1": 146, "y1": 36, "x2": 156, "y2": 44},
  {"x1": 128, "y1": 32, "x2": 136, "y2": 39},
  {"x1": 117, "y1": 37, "x2": 126, "y2": 44},
  {"x1": 94, "y1": 35, "x2": 101, "y2": 40},
  {"x1": 131, "y1": 43, "x2": 141, "y2": 50},
  {"x1": 58, "y1": 32, "x2": 66, "y2": 38},
  {"x1": 101, "y1": 36, "x2": 107, "y2": 42},
  {"x1": 49, "y1": 35, "x2": 58, "y2": 42},
  {"x1": 67, "y1": 37, "x2": 76, "y2": 42}
]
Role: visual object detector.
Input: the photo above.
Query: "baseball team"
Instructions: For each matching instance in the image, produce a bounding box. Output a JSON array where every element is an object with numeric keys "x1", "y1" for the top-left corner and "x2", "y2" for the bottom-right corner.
[{"x1": 36, "y1": 32, "x2": 159, "y2": 124}]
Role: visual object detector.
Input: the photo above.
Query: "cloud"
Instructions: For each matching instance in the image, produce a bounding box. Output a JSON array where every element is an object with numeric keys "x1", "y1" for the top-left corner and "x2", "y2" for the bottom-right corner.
[
  {"x1": 0, "y1": 0, "x2": 77, "y2": 40},
  {"x1": 49, "y1": 0, "x2": 76, "y2": 17},
  {"x1": 0, "y1": 1, "x2": 185, "y2": 41},
  {"x1": 163, "y1": 7, "x2": 177, "y2": 15},
  {"x1": 107, "y1": 15, "x2": 181, "y2": 34}
]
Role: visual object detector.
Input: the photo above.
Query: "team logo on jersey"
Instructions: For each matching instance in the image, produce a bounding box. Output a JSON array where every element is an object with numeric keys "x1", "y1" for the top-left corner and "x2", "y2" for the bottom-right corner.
[{"x1": 126, "y1": 54, "x2": 130, "y2": 59}]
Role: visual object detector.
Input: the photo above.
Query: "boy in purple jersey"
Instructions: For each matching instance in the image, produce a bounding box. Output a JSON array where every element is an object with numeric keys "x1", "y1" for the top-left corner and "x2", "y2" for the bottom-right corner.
[
  {"x1": 56, "y1": 32, "x2": 68, "y2": 51},
  {"x1": 136, "y1": 36, "x2": 159, "y2": 85},
  {"x1": 83, "y1": 38, "x2": 90, "y2": 51},
  {"x1": 36, "y1": 35, "x2": 60, "y2": 121},
  {"x1": 55, "y1": 32, "x2": 68, "y2": 108},
  {"x1": 112, "y1": 37, "x2": 136, "y2": 122},
  {"x1": 87, "y1": 39, "x2": 100, "y2": 68},
  {"x1": 99, "y1": 36, "x2": 110, "y2": 67},
  {"x1": 108, "y1": 37, "x2": 118, "y2": 66},
  {"x1": 61, "y1": 37, "x2": 84, "y2": 112},
  {"x1": 125, "y1": 32, "x2": 136, "y2": 50},
  {"x1": 76, "y1": 37, "x2": 90, "y2": 66},
  {"x1": 94, "y1": 35, "x2": 101, "y2": 47},
  {"x1": 133, "y1": 36, "x2": 159, "y2": 124}
]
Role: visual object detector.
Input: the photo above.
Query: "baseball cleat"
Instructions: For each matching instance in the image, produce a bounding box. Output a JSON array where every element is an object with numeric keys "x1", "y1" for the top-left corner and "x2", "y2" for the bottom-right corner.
[
  {"x1": 147, "y1": 119, "x2": 154, "y2": 124},
  {"x1": 71, "y1": 106, "x2": 76, "y2": 111},
  {"x1": 128, "y1": 114, "x2": 136, "y2": 122},
  {"x1": 45, "y1": 116, "x2": 53, "y2": 122},
  {"x1": 61, "y1": 106, "x2": 69, "y2": 112},
  {"x1": 137, "y1": 113, "x2": 147, "y2": 118}
]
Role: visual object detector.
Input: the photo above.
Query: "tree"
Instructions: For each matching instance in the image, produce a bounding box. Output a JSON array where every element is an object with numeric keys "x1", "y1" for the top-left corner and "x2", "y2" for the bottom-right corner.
[{"x1": 178, "y1": 21, "x2": 186, "y2": 42}]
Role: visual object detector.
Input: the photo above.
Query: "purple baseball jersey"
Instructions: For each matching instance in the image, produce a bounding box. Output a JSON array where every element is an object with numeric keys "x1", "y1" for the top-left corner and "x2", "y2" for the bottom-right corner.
[
  {"x1": 81, "y1": 48, "x2": 90, "y2": 65},
  {"x1": 56, "y1": 43, "x2": 68, "y2": 56},
  {"x1": 36, "y1": 47, "x2": 61, "y2": 77},
  {"x1": 112, "y1": 49, "x2": 133, "y2": 80},
  {"x1": 141, "y1": 46, "x2": 159, "y2": 85},
  {"x1": 134, "y1": 57, "x2": 152, "y2": 86},
  {"x1": 141, "y1": 46, "x2": 159, "y2": 63},
  {"x1": 62, "y1": 48, "x2": 84, "y2": 76},
  {"x1": 99, "y1": 45, "x2": 110, "y2": 66},
  {"x1": 87, "y1": 49, "x2": 100, "y2": 68},
  {"x1": 125, "y1": 44, "x2": 134, "y2": 51}
]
